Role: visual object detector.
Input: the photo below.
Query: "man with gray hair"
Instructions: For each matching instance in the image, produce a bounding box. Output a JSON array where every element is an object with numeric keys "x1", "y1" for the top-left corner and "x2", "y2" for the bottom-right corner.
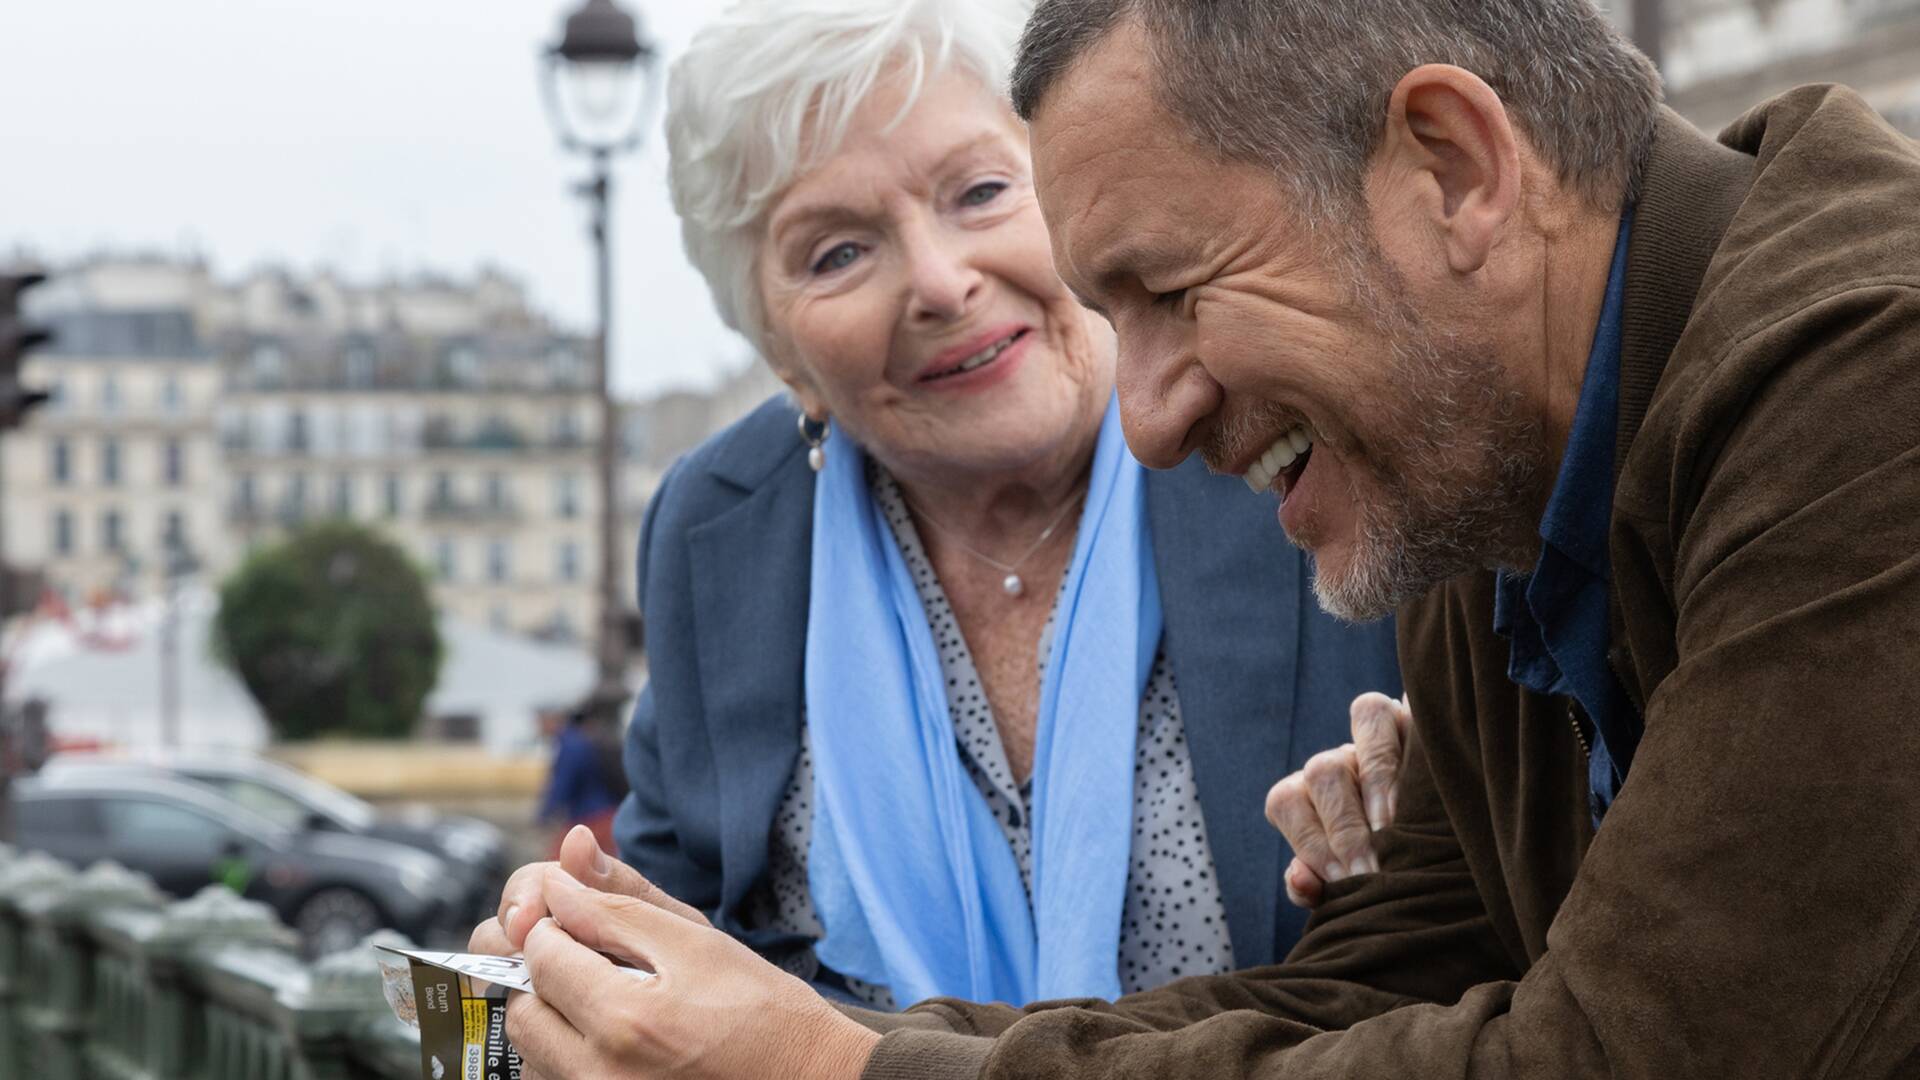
[{"x1": 832, "y1": 0, "x2": 1920, "y2": 1076}]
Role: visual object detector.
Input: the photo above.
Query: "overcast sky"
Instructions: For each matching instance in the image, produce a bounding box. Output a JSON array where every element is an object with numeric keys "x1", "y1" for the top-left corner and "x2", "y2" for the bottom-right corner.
[{"x1": 0, "y1": 0, "x2": 747, "y2": 400}]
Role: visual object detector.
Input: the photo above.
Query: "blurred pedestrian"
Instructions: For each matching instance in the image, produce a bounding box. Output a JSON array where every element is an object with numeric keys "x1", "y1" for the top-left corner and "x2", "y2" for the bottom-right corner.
[{"x1": 535, "y1": 707, "x2": 625, "y2": 858}]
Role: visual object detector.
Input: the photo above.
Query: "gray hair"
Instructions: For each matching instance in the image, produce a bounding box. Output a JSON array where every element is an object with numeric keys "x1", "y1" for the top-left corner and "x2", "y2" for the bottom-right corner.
[
  {"x1": 1011, "y1": 0, "x2": 1661, "y2": 224},
  {"x1": 667, "y1": 0, "x2": 1031, "y2": 359}
]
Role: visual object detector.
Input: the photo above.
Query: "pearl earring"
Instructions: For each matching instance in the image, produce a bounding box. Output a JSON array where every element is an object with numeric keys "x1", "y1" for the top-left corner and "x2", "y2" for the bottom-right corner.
[{"x1": 798, "y1": 412, "x2": 829, "y2": 472}]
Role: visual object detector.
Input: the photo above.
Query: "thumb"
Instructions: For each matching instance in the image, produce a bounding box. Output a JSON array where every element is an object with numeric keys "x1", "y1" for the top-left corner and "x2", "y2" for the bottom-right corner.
[{"x1": 557, "y1": 824, "x2": 711, "y2": 927}]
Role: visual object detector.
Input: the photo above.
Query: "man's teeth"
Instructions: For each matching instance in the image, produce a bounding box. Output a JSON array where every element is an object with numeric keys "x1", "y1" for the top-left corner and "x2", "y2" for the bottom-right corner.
[
  {"x1": 1244, "y1": 424, "x2": 1316, "y2": 494},
  {"x1": 951, "y1": 333, "x2": 1019, "y2": 375}
]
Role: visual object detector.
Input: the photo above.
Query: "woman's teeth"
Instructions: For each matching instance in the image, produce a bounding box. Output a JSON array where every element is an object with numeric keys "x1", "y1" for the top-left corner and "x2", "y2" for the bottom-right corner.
[
  {"x1": 934, "y1": 332, "x2": 1022, "y2": 379},
  {"x1": 1244, "y1": 424, "x2": 1316, "y2": 493}
]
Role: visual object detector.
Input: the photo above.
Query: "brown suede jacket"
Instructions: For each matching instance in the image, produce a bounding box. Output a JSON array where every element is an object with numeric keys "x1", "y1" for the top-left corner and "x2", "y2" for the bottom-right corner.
[{"x1": 849, "y1": 87, "x2": 1920, "y2": 1079}]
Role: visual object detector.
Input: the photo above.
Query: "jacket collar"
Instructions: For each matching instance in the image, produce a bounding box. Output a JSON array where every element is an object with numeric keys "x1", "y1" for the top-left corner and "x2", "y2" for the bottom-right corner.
[
  {"x1": 1607, "y1": 107, "x2": 1756, "y2": 713},
  {"x1": 1615, "y1": 107, "x2": 1757, "y2": 482}
]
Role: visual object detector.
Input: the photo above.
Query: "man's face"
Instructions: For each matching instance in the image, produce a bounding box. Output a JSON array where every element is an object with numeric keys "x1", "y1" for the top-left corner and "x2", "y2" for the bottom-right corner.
[{"x1": 1028, "y1": 27, "x2": 1548, "y2": 620}]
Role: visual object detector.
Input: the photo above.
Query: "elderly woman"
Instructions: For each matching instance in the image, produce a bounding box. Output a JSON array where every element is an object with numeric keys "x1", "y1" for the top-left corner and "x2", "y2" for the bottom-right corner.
[{"x1": 478, "y1": 0, "x2": 1399, "y2": 1065}]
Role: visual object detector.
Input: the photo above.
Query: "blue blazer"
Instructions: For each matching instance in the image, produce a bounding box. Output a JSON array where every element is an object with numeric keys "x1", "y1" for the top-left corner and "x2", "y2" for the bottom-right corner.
[{"x1": 614, "y1": 396, "x2": 1401, "y2": 983}]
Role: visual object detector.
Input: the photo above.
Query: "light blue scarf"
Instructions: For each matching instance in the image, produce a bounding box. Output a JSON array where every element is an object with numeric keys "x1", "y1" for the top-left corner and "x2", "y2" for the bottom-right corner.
[{"x1": 803, "y1": 397, "x2": 1160, "y2": 1007}]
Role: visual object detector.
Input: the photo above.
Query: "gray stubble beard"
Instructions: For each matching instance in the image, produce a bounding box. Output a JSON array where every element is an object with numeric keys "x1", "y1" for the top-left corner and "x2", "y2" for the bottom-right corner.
[{"x1": 1305, "y1": 256, "x2": 1549, "y2": 624}]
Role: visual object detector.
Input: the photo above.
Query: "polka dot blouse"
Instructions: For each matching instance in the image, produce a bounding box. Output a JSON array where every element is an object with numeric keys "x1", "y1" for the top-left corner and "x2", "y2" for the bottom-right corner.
[{"x1": 746, "y1": 464, "x2": 1234, "y2": 1009}]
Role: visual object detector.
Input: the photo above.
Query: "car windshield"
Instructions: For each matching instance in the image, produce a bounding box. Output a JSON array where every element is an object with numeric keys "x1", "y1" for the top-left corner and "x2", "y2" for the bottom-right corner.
[{"x1": 191, "y1": 760, "x2": 378, "y2": 831}]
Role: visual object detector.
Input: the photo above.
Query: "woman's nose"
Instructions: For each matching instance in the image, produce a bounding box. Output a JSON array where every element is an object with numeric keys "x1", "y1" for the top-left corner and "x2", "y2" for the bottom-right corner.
[{"x1": 903, "y1": 229, "x2": 984, "y2": 323}]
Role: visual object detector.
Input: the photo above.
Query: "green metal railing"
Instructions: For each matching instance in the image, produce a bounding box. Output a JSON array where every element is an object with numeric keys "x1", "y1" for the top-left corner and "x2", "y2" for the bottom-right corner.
[{"x1": 0, "y1": 843, "x2": 423, "y2": 1080}]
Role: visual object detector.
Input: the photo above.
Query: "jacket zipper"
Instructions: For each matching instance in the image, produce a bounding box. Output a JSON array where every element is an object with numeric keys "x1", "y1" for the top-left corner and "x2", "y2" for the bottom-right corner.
[{"x1": 1566, "y1": 700, "x2": 1592, "y2": 761}]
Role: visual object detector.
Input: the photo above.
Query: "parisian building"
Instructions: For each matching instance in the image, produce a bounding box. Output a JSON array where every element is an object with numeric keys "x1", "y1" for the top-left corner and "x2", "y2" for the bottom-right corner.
[{"x1": 0, "y1": 256, "x2": 638, "y2": 642}]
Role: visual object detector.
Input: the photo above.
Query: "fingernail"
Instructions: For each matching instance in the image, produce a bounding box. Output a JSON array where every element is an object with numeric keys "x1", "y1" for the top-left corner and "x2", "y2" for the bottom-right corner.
[
  {"x1": 503, "y1": 905, "x2": 520, "y2": 930},
  {"x1": 1367, "y1": 794, "x2": 1387, "y2": 832},
  {"x1": 1324, "y1": 863, "x2": 1348, "y2": 882},
  {"x1": 591, "y1": 842, "x2": 611, "y2": 876}
]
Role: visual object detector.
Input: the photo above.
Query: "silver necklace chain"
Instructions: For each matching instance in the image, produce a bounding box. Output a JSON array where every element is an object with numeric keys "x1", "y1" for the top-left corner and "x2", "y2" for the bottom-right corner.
[{"x1": 904, "y1": 489, "x2": 1085, "y2": 597}]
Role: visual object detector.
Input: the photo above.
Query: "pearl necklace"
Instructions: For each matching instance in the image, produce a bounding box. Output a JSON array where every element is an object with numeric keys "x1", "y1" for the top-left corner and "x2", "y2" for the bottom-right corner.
[{"x1": 905, "y1": 490, "x2": 1085, "y2": 597}]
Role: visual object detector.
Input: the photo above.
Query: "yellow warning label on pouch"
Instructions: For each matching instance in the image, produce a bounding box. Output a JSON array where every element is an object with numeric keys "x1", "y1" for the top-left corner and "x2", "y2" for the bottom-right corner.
[{"x1": 463, "y1": 998, "x2": 489, "y2": 1080}]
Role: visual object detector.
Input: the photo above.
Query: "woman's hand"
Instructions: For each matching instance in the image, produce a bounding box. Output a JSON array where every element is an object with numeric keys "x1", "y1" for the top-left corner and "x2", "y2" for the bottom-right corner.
[
  {"x1": 482, "y1": 825, "x2": 712, "y2": 955},
  {"x1": 504, "y1": 867, "x2": 879, "y2": 1080},
  {"x1": 1264, "y1": 692, "x2": 1413, "y2": 908}
]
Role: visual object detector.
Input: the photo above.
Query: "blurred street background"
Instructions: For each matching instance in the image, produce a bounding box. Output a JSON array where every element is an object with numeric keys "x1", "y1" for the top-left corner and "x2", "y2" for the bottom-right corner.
[{"x1": 2, "y1": 0, "x2": 1918, "y2": 960}]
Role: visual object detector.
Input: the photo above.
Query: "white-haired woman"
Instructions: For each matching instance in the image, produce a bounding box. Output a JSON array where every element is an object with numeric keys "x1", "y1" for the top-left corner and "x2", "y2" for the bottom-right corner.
[{"x1": 473, "y1": 0, "x2": 1401, "y2": 1073}]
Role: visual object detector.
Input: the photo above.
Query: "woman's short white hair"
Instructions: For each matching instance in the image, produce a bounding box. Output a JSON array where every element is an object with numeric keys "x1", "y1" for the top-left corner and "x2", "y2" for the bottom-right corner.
[{"x1": 666, "y1": 0, "x2": 1031, "y2": 359}]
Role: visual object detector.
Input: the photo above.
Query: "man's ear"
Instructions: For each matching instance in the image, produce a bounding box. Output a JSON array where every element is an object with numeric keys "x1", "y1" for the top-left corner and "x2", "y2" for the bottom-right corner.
[{"x1": 1375, "y1": 65, "x2": 1521, "y2": 275}]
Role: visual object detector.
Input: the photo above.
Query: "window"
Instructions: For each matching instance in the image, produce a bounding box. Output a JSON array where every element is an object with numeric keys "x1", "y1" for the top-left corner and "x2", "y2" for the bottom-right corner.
[
  {"x1": 286, "y1": 473, "x2": 308, "y2": 514},
  {"x1": 102, "y1": 510, "x2": 123, "y2": 553},
  {"x1": 99, "y1": 799, "x2": 226, "y2": 860},
  {"x1": 100, "y1": 373, "x2": 120, "y2": 413},
  {"x1": 432, "y1": 470, "x2": 454, "y2": 506},
  {"x1": 557, "y1": 540, "x2": 580, "y2": 584},
  {"x1": 16, "y1": 797, "x2": 101, "y2": 839},
  {"x1": 163, "y1": 438, "x2": 184, "y2": 486},
  {"x1": 555, "y1": 471, "x2": 580, "y2": 519},
  {"x1": 552, "y1": 407, "x2": 581, "y2": 446},
  {"x1": 435, "y1": 538, "x2": 457, "y2": 582},
  {"x1": 288, "y1": 410, "x2": 310, "y2": 453},
  {"x1": 485, "y1": 471, "x2": 507, "y2": 510},
  {"x1": 50, "y1": 438, "x2": 70, "y2": 485},
  {"x1": 161, "y1": 375, "x2": 183, "y2": 413},
  {"x1": 52, "y1": 510, "x2": 74, "y2": 556},
  {"x1": 235, "y1": 474, "x2": 256, "y2": 510},
  {"x1": 333, "y1": 474, "x2": 354, "y2": 517},
  {"x1": 252, "y1": 343, "x2": 285, "y2": 387},
  {"x1": 384, "y1": 473, "x2": 403, "y2": 517},
  {"x1": 487, "y1": 539, "x2": 510, "y2": 583},
  {"x1": 101, "y1": 438, "x2": 120, "y2": 485},
  {"x1": 446, "y1": 345, "x2": 482, "y2": 386},
  {"x1": 345, "y1": 346, "x2": 375, "y2": 388},
  {"x1": 162, "y1": 511, "x2": 186, "y2": 549}
]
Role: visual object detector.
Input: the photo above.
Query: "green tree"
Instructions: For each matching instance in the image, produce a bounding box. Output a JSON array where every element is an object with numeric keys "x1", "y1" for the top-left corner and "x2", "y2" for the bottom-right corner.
[{"x1": 214, "y1": 522, "x2": 443, "y2": 740}]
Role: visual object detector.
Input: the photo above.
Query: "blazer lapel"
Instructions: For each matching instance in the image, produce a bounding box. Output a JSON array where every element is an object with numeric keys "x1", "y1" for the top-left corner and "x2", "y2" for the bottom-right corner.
[
  {"x1": 686, "y1": 448, "x2": 815, "y2": 925},
  {"x1": 1147, "y1": 461, "x2": 1300, "y2": 970}
]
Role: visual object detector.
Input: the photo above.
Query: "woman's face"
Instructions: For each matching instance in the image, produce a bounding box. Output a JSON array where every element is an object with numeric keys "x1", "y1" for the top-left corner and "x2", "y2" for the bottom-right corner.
[{"x1": 757, "y1": 67, "x2": 1113, "y2": 483}]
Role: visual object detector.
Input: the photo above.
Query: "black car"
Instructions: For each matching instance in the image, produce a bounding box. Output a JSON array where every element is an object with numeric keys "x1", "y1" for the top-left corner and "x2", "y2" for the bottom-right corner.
[
  {"x1": 40, "y1": 752, "x2": 511, "y2": 924},
  {"x1": 9, "y1": 773, "x2": 470, "y2": 956}
]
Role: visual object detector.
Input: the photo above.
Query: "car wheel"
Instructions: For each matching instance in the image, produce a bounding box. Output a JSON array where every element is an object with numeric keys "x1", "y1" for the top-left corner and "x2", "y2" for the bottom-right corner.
[{"x1": 294, "y1": 887, "x2": 385, "y2": 958}]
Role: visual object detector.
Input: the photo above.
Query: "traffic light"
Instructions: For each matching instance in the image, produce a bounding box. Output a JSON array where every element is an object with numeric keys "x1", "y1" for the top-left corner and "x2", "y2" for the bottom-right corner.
[{"x1": 1, "y1": 271, "x2": 53, "y2": 431}]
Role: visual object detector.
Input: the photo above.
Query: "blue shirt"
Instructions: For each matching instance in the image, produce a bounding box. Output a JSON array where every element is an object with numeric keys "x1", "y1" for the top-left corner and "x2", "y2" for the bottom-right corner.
[{"x1": 1493, "y1": 209, "x2": 1641, "y2": 829}]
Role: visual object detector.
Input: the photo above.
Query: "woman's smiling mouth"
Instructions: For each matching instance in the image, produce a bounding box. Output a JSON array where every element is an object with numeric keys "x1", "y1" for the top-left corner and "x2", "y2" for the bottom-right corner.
[{"x1": 918, "y1": 327, "x2": 1031, "y2": 383}]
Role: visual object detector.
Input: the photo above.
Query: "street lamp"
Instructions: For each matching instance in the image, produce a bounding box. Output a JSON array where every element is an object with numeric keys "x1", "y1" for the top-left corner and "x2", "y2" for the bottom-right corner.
[
  {"x1": 539, "y1": 0, "x2": 661, "y2": 722},
  {"x1": 158, "y1": 532, "x2": 200, "y2": 749}
]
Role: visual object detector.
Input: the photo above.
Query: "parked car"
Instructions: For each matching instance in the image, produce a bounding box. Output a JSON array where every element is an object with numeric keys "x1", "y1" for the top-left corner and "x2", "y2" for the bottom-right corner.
[
  {"x1": 39, "y1": 752, "x2": 510, "y2": 923},
  {"x1": 9, "y1": 772, "x2": 469, "y2": 956}
]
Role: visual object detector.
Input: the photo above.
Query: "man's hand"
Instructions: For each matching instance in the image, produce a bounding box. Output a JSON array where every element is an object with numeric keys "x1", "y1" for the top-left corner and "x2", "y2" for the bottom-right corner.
[
  {"x1": 1265, "y1": 692, "x2": 1413, "y2": 908},
  {"x1": 505, "y1": 867, "x2": 879, "y2": 1080},
  {"x1": 476, "y1": 824, "x2": 711, "y2": 956}
]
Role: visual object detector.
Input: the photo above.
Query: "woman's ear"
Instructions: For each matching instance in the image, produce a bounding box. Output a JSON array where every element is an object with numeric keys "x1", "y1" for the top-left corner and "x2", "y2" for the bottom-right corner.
[{"x1": 764, "y1": 345, "x2": 830, "y2": 422}]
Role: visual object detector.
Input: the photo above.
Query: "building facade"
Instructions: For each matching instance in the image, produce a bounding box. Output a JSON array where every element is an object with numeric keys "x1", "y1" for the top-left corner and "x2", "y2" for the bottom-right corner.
[{"x1": 1, "y1": 257, "x2": 629, "y2": 642}]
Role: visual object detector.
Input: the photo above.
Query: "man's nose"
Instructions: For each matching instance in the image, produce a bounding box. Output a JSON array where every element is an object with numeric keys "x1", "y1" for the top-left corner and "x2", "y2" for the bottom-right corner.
[
  {"x1": 903, "y1": 226, "x2": 983, "y2": 323},
  {"x1": 1114, "y1": 329, "x2": 1216, "y2": 470}
]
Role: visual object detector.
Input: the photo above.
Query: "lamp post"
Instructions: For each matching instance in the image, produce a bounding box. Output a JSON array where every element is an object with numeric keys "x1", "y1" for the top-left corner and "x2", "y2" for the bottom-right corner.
[
  {"x1": 540, "y1": 0, "x2": 661, "y2": 722},
  {"x1": 158, "y1": 532, "x2": 199, "y2": 749}
]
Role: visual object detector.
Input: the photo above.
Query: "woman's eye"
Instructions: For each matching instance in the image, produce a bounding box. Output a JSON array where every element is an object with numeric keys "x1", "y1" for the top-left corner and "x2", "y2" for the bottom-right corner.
[
  {"x1": 959, "y1": 181, "x2": 1008, "y2": 208},
  {"x1": 810, "y1": 243, "x2": 862, "y2": 275},
  {"x1": 1154, "y1": 287, "x2": 1188, "y2": 308}
]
